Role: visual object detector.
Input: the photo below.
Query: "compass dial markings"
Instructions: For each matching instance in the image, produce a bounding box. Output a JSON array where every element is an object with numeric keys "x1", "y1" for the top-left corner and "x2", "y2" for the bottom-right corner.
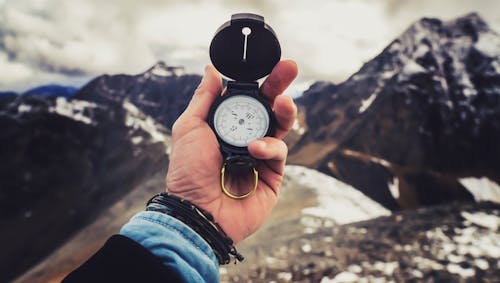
[{"x1": 213, "y1": 95, "x2": 270, "y2": 147}]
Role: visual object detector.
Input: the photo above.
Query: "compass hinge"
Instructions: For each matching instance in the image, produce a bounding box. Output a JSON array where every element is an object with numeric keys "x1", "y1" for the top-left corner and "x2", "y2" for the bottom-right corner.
[{"x1": 227, "y1": 81, "x2": 259, "y2": 93}]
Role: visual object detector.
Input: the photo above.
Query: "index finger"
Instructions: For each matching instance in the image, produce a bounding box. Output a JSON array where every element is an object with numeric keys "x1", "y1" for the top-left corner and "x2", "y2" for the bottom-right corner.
[
  {"x1": 181, "y1": 65, "x2": 222, "y2": 120},
  {"x1": 260, "y1": 60, "x2": 298, "y2": 103}
]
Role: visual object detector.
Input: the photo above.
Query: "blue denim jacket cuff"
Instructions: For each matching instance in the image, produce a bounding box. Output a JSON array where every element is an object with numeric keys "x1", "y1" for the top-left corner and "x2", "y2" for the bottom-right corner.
[{"x1": 120, "y1": 211, "x2": 219, "y2": 283}]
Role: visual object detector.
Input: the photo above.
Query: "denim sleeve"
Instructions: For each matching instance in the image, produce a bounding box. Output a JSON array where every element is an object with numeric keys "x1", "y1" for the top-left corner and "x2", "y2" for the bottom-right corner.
[{"x1": 119, "y1": 211, "x2": 219, "y2": 283}]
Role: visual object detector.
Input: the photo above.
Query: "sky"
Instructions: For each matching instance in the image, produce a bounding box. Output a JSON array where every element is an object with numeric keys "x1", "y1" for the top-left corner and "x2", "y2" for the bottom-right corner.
[{"x1": 0, "y1": 0, "x2": 499, "y2": 94}]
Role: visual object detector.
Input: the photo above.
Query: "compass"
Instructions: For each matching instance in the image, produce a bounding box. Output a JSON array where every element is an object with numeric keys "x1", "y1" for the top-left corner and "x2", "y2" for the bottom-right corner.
[{"x1": 207, "y1": 13, "x2": 281, "y2": 199}]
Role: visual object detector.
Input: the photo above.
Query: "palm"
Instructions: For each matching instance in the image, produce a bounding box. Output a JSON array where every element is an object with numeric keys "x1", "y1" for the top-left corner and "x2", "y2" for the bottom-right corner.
[{"x1": 166, "y1": 117, "x2": 281, "y2": 243}]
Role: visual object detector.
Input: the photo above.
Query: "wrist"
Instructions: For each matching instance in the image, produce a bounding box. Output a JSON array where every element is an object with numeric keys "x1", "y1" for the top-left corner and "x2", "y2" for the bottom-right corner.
[{"x1": 146, "y1": 192, "x2": 244, "y2": 265}]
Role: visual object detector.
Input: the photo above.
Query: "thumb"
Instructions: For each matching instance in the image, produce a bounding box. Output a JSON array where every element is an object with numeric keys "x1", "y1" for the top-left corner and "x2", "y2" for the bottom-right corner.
[{"x1": 182, "y1": 65, "x2": 222, "y2": 120}]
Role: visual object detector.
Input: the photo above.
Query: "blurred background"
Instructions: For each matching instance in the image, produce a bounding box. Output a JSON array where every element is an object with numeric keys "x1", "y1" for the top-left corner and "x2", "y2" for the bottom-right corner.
[
  {"x1": 2, "y1": 0, "x2": 500, "y2": 93},
  {"x1": 1, "y1": 0, "x2": 499, "y2": 282}
]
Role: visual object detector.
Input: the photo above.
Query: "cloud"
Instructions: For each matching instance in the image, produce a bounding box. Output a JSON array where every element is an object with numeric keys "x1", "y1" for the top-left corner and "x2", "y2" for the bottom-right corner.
[
  {"x1": 0, "y1": 0, "x2": 499, "y2": 92},
  {"x1": 1, "y1": 0, "x2": 157, "y2": 74},
  {"x1": 0, "y1": 52, "x2": 33, "y2": 85}
]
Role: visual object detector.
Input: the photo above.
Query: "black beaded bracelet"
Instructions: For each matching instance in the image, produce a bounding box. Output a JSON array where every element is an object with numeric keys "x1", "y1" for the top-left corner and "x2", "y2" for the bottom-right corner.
[{"x1": 146, "y1": 192, "x2": 244, "y2": 265}]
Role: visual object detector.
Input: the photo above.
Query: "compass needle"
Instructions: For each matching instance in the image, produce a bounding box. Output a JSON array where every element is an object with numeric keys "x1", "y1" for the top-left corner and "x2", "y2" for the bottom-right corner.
[{"x1": 242, "y1": 27, "x2": 251, "y2": 62}]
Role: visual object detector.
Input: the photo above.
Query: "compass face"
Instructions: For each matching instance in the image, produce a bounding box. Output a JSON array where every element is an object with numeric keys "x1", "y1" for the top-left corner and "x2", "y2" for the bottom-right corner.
[{"x1": 213, "y1": 95, "x2": 270, "y2": 147}]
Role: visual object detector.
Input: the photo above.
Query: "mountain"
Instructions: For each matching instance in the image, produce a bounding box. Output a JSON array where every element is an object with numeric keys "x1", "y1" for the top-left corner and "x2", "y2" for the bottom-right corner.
[
  {"x1": 0, "y1": 94, "x2": 169, "y2": 282},
  {"x1": 74, "y1": 61, "x2": 201, "y2": 129},
  {"x1": 23, "y1": 84, "x2": 79, "y2": 98},
  {"x1": 0, "y1": 91, "x2": 17, "y2": 100},
  {"x1": 287, "y1": 13, "x2": 500, "y2": 210}
]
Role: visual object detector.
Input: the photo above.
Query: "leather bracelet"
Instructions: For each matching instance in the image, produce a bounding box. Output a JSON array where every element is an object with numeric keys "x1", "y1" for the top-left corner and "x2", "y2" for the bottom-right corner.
[{"x1": 146, "y1": 192, "x2": 244, "y2": 264}]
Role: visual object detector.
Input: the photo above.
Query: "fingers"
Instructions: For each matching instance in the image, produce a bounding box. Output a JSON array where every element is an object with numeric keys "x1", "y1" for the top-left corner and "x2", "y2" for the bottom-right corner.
[
  {"x1": 181, "y1": 65, "x2": 222, "y2": 120},
  {"x1": 260, "y1": 60, "x2": 298, "y2": 103},
  {"x1": 248, "y1": 137, "x2": 288, "y2": 163},
  {"x1": 273, "y1": 95, "x2": 297, "y2": 139}
]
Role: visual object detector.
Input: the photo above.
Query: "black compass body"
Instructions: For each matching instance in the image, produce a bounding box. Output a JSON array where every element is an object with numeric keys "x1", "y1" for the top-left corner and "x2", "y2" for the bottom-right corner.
[{"x1": 207, "y1": 13, "x2": 281, "y2": 160}]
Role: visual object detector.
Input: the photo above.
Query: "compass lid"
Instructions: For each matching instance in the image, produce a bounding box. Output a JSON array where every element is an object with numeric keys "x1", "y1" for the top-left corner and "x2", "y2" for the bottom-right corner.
[{"x1": 209, "y1": 13, "x2": 281, "y2": 82}]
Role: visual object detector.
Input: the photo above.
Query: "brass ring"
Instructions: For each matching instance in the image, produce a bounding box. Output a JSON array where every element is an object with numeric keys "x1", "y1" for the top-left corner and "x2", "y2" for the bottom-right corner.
[{"x1": 220, "y1": 163, "x2": 258, "y2": 199}]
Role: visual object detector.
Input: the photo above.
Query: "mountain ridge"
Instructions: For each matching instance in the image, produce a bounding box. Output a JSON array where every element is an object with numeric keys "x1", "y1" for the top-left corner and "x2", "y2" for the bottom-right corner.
[
  {"x1": 287, "y1": 12, "x2": 500, "y2": 209},
  {"x1": 74, "y1": 61, "x2": 201, "y2": 129}
]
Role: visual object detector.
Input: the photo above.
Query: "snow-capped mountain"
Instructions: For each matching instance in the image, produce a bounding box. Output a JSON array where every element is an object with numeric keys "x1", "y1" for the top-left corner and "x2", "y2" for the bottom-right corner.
[
  {"x1": 0, "y1": 94, "x2": 169, "y2": 282},
  {"x1": 74, "y1": 61, "x2": 201, "y2": 129},
  {"x1": 287, "y1": 13, "x2": 500, "y2": 210}
]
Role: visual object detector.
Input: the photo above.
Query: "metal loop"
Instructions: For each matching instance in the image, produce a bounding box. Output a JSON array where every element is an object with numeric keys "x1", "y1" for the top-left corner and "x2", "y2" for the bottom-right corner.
[{"x1": 220, "y1": 162, "x2": 258, "y2": 199}]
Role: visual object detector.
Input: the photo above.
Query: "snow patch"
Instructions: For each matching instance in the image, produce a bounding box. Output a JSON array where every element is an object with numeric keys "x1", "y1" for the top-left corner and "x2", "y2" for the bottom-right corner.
[
  {"x1": 447, "y1": 263, "x2": 475, "y2": 278},
  {"x1": 414, "y1": 43, "x2": 429, "y2": 58},
  {"x1": 358, "y1": 70, "x2": 396, "y2": 114},
  {"x1": 461, "y1": 211, "x2": 500, "y2": 230},
  {"x1": 474, "y1": 259, "x2": 489, "y2": 270},
  {"x1": 358, "y1": 92, "x2": 376, "y2": 113},
  {"x1": 463, "y1": 87, "x2": 477, "y2": 97},
  {"x1": 285, "y1": 165, "x2": 390, "y2": 225},
  {"x1": 388, "y1": 177, "x2": 399, "y2": 199},
  {"x1": 17, "y1": 104, "x2": 32, "y2": 113},
  {"x1": 48, "y1": 97, "x2": 97, "y2": 125},
  {"x1": 149, "y1": 64, "x2": 185, "y2": 77},
  {"x1": 492, "y1": 60, "x2": 500, "y2": 73},
  {"x1": 277, "y1": 272, "x2": 292, "y2": 281},
  {"x1": 342, "y1": 149, "x2": 392, "y2": 168},
  {"x1": 424, "y1": 215, "x2": 500, "y2": 268},
  {"x1": 131, "y1": 136, "x2": 143, "y2": 144},
  {"x1": 123, "y1": 100, "x2": 167, "y2": 144},
  {"x1": 475, "y1": 32, "x2": 500, "y2": 58},
  {"x1": 347, "y1": 264, "x2": 362, "y2": 273},
  {"x1": 459, "y1": 177, "x2": 500, "y2": 203},
  {"x1": 373, "y1": 261, "x2": 398, "y2": 276},
  {"x1": 301, "y1": 243, "x2": 312, "y2": 253},
  {"x1": 402, "y1": 60, "x2": 426, "y2": 75},
  {"x1": 321, "y1": 272, "x2": 359, "y2": 283}
]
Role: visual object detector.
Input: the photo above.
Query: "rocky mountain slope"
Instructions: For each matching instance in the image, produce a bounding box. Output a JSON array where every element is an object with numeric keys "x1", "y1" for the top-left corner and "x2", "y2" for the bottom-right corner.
[
  {"x1": 0, "y1": 62, "x2": 206, "y2": 282},
  {"x1": 287, "y1": 13, "x2": 500, "y2": 210},
  {"x1": 222, "y1": 200, "x2": 500, "y2": 283},
  {"x1": 0, "y1": 94, "x2": 169, "y2": 282},
  {"x1": 222, "y1": 167, "x2": 500, "y2": 282},
  {"x1": 74, "y1": 62, "x2": 201, "y2": 129}
]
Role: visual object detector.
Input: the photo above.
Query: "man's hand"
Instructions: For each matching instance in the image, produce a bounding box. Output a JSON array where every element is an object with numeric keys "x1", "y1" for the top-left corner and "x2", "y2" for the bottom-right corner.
[{"x1": 166, "y1": 61, "x2": 298, "y2": 244}]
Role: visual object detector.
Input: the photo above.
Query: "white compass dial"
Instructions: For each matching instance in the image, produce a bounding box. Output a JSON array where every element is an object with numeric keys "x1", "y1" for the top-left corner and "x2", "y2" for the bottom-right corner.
[{"x1": 213, "y1": 95, "x2": 270, "y2": 147}]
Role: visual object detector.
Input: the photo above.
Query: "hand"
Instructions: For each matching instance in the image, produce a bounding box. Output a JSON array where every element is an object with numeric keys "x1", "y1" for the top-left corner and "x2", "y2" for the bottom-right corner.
[{"x1": 166, "y1": 61, "x2": 298, "y2": 243}]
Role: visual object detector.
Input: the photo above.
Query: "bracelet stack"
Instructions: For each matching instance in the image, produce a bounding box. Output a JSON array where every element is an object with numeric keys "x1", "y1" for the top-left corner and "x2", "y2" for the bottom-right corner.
[{"x1": 146, "y1": 192, "x2": 244, "y2": 265}]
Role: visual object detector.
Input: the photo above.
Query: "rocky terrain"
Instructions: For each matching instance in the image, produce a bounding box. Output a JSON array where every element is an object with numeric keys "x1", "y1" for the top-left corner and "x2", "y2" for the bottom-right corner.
[
  {"x1": 223, "y1": 200, "x2": 500, "y2": 282},
  {"x1": 221, "y1": 169, "x2": 500, "y2": 283},
  {"x1": 0, "y1": 93, "x2": 169, "y2": 282},
  {"x1": 14, "y1": 166, "x2": 500, "y2": 283},
  {"x1": 287, "y1": 13, "x2": 500, "y2": 211}
]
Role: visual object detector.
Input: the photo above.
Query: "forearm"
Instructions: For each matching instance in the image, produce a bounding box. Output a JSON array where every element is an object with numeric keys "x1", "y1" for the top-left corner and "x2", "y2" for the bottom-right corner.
[
  {"x1": 120, "y1": 211, "x2": 220, "y2": 283},
  {"x1": 63, "y1": 211, "x2": 219, "y2": 283}
]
